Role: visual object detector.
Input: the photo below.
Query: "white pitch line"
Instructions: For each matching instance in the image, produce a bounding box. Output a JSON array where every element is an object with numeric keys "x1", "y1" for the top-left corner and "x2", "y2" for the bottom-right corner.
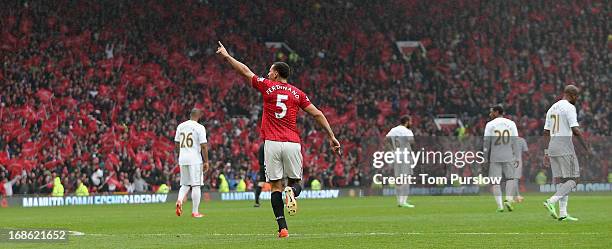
[
  {"x1": 74, "y1": 232, "x2": 601, "y2": 237},
  {"x1": 85, "y1": 233, "x2": 193, "y2": 236},
  {"x1": 68, "y1": 231, "x2": 85, "y2": 236}
]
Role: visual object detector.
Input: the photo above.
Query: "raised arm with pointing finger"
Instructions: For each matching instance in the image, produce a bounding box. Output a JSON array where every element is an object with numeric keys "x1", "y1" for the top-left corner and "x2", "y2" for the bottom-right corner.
[{"x1": 216, "y1": 41, "x2": 255, "y2": 80}]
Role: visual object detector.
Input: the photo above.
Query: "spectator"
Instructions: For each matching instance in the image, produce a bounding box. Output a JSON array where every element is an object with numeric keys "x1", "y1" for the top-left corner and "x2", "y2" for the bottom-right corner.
[
  {"x1": 18, "y1": 177, "x2": 29, "y2": 195},
  {"x1": 91, "y1": 167, "x2": 104, "y2": 189},
  {"x1": 2, "y1": 175, "x2": 20, "y2": 197},
  {"x1": 124, "y1": 179, "x2": 134, "y2": 194},
  {"x1": 219, "y1": 174, "x2": 229, "y2": 193},
  {"x1": 75, "y1": 179, "x2": 89, "y2": 196},
  {"x1": 51, "y1": 177, "x2": 64, "y2": 197},
  {"x1": 133, "y1": 170, "x2": 148, "y2": 193}
]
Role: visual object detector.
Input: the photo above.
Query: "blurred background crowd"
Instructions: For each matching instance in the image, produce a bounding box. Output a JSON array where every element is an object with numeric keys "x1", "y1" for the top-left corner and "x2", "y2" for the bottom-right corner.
[{"x1": 0, "y1": 0, "x2": 609, "y2": 196}]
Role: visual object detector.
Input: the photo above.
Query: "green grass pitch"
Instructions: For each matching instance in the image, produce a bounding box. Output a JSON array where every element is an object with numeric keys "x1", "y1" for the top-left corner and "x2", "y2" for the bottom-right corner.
[{"x1": 1, "y1": 193, "x2": 610, "y2": 248}]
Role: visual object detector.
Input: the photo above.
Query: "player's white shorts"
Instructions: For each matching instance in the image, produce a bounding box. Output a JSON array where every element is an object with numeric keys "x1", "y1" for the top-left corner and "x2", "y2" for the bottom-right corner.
[
  {"x1": 393, "y1": 162, "x2": 413, "y2": 177},
  {"x1": 180, "y1": 164, "x2": 203, "y2": 186},
  {"x1": 514, "y1": 161, "x2": 523, "y2": 179},
  {"x1": 550, "y1": 155, "x2": 580, "y2": 178},
  {"x1": 264, "y1": 140, "x2": 302, "y2": 181},
  {"x1": 489, "y1": 162, "x2": 517, "y2": 179}
]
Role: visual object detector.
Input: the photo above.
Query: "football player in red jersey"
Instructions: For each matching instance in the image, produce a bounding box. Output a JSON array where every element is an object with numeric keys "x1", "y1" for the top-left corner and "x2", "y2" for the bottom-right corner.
[{"x1": 217, "y1": 41, "x2": 340, "y2": 238}]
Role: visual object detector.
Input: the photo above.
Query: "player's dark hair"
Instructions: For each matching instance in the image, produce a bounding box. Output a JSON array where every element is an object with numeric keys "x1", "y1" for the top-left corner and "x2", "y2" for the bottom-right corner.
[
  {"x1": 272, "y1": 62, "x2": 291, "y2": 79},
  {"x1": 491, "y1": 105, "x2": 504, "y2": 115},
  {"x1": 400, "y1": 115, "x2": 411, "y2": 124}
]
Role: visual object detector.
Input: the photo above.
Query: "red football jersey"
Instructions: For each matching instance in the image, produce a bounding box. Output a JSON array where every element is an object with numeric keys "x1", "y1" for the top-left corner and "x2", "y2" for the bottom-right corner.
[{"x1": 251, "y1": 75, "x2": 312, "y2": 143}]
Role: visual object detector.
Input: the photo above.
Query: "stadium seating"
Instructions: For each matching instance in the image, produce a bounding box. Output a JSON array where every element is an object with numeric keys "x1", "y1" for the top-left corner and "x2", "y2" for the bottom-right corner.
[{"x1": 0, "y1": 0, "x2": 609, "y2": 195}]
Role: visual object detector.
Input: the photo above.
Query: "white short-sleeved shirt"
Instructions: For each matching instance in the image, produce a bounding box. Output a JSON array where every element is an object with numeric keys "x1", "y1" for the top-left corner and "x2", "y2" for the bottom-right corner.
[
  {"x1": 386, "y1": 125, "x2": 414, "y2": 151},
  {"x1": 484, "y1": 117, "x2": 519, "y2": 162},
  {"x1": 544, "y1": 99, "x2": 578, "y2": 156},
  {"x1": 386, "y1": 125, "x2": 414, "y2": 138},
  {"x1": 516, "y1": 137, "x2": 528, "y2": 161},
  {"x1": 175, "y1": 120, "x2": 207, "y2": 165}
]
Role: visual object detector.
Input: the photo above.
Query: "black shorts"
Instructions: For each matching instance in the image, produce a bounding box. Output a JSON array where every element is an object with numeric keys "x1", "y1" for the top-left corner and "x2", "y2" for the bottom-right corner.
[{"x1": 257, "y1": 143, "x2": 266, "y2": 182}]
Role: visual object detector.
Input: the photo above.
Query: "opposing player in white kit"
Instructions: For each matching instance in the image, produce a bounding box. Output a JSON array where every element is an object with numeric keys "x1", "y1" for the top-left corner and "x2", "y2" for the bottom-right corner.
[
  {"x1": 543, "y1": 85, "x2": 590, "y2": 221},
  {"x1": 514, "y1": 136, "x2": 528, "y2": 203},
  {"x1": 174, "y1": 108, "x2": 209, "y2": 218},
  {"x1": 385, "y1": 115, "x2": 415, "y2": 208},
  {"x1": 483, "y1": 105, "x2": 520, "y2": 212}
]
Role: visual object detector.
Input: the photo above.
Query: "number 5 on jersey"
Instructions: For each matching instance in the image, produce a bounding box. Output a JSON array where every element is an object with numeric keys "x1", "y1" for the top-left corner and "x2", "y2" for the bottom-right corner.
[{"x1": 275, "y1": 94, "x2": 288, "y2": 119}]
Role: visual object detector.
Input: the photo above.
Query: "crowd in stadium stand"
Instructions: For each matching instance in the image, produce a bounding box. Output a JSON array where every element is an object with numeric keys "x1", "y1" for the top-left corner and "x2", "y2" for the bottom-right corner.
[{"x1": 0, "y1": 0, "x2": 609, "y2": 196}]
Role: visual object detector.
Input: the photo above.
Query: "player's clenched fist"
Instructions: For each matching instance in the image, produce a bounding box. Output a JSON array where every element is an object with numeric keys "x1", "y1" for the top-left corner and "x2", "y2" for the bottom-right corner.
[{"x1": 329, "y1": 136, "x2": 341, "y2": 155}]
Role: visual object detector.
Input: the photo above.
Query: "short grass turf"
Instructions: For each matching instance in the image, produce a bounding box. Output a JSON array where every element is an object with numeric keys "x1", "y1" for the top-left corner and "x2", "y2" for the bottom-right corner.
[{"x1": 0, "y1": 193, "x2": 610, "y2": 248}]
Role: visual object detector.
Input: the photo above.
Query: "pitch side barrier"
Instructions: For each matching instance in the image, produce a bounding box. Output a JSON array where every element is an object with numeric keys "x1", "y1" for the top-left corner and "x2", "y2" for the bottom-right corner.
[
  {"x1": 0, "y1": 191, "x2": 344, "y2": 208},
  {"x1": 0, "y1": 188, "x2": 461, "y2": 208},
  {"x1": 1, "y1": 193, "x2": 173, "y2": 208},
  {"x1": 2, "y1": 184, "x2": 610, "y2": 208}
]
